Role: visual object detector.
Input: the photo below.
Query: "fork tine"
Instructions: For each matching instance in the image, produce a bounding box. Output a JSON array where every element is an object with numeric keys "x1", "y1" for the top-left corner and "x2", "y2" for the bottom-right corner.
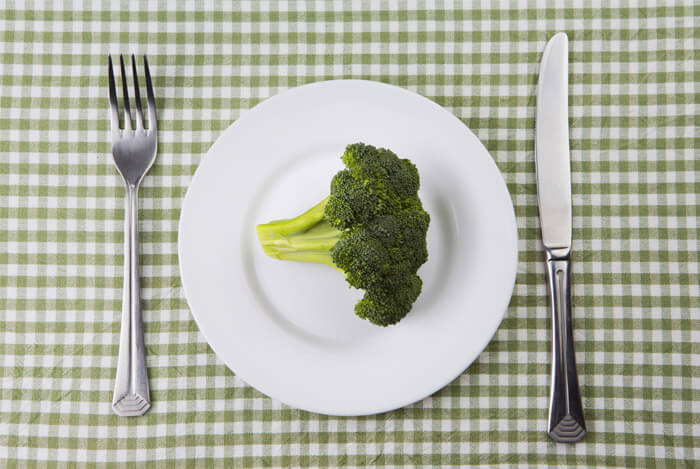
[
  {"x1": 143, "y1": 55, "x2": 157, "y2": 133},
  {"x1": 108, "y1": 55, "x2": 121, "y2": 141},
  {"x1": 119, "y1": 55, "x2": 132, "y2": 131},
  {"x1": 130, "y1": 55, "x2": 145, "y2": 131}
]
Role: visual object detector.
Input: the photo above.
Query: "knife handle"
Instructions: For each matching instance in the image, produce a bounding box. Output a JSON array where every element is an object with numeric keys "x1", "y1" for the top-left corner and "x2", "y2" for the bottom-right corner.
[{"x1": 545, "y1": 250, "x2": 586, "y2": 442}]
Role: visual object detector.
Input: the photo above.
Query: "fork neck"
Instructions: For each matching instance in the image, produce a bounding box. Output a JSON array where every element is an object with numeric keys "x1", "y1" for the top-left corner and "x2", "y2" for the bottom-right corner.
[{"x1": 123, "y1": 180, "x2": 141, "y2": 194}]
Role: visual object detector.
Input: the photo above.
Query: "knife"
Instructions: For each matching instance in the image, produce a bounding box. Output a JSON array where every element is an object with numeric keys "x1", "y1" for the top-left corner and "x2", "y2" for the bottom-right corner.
[{"x1": 535, "y1": 32, "x2": 586, "y2": 443}]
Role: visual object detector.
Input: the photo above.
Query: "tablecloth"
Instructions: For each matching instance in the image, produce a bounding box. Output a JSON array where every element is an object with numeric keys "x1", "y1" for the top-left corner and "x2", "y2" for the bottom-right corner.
[{"x1": 1, "y1": 1, "x2": 697, "y2": 467}]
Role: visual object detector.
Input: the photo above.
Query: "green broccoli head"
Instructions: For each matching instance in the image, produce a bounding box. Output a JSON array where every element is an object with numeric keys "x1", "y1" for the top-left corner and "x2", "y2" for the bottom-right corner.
[
  {"x1": 340, "y1": 143, "x2": 420, "y2": 201},
  {"x1": 325, "y1": 144, "x2": 422, "y2": 231},
  {"x1": 256, "y1": 143, "x2": 430, "y2": 326},
  {"x1": 355, "y1": 275, "x2": 423, "y2": 326}
]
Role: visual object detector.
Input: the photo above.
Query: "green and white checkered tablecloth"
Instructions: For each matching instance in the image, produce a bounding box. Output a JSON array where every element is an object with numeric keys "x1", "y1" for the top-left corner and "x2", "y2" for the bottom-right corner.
[{"x1": 1, "y1": 1, "x2": 697, "y2": 467}]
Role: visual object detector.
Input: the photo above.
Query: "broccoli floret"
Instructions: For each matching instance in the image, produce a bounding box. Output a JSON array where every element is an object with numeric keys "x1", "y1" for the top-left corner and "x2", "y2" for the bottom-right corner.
[{"x1": 256, "y1": 143, "x2": 430, "y2": 326}]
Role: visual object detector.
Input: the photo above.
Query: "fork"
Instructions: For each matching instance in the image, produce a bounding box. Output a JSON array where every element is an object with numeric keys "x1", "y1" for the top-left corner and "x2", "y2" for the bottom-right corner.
[{"x1": 108, "y1": 54, "x2": 157, "y2": 416}]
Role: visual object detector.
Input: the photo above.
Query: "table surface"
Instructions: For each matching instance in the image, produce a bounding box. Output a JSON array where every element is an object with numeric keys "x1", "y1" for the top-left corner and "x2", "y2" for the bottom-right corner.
[{"x1": 1, "y1": 1, "x2": 697, "y2": 467}]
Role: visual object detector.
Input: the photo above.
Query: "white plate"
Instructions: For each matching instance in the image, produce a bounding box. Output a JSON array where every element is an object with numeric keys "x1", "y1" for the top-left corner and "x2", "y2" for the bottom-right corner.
[{"x1": 178, "y1": 80, "x2": 518, "y2": 416}]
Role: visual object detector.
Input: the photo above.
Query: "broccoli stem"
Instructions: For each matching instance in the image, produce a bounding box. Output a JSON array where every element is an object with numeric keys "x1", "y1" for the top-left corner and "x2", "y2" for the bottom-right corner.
[{"x1": 256, "y1": 196, "x2": 343, "y2": 270}]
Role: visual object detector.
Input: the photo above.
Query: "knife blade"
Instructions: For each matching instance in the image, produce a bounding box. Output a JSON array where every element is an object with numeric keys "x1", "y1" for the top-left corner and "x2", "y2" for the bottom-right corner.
[
  {"x1": 536, "y1": 32, "x2": 572, "y2": 255},
  {"x1": 535, "y1": 32, "x2": 586, "y2": 443}
]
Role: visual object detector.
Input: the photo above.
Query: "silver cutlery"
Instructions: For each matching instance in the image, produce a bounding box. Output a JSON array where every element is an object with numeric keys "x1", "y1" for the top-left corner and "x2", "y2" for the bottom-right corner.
[
  {"x1": 107, "y1": 54, "x2": 158, "y2": 416},
  {"x1": 535, "y1": 33, "x2": 586, "y2": 442}
]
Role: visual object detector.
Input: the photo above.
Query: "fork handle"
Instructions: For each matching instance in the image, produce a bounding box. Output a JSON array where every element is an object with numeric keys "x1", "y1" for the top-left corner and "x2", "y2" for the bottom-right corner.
[
  {"x1": 546, "y1": 250, "x2": 585, "y2": 442},
  {"x1": 112, "y1": 183, "x2": 151, "y2": 416}
]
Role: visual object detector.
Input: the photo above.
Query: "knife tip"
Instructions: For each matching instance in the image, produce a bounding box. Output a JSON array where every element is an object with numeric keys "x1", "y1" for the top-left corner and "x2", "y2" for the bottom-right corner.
[{"x1": 549, "y1": 32, "x2": 568, "y2": 45}]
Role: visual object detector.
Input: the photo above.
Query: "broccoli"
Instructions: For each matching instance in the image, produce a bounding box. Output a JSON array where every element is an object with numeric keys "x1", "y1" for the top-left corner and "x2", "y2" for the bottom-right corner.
[{"x1": 256, "y1": 143, "x2": 430, "y2": 326}]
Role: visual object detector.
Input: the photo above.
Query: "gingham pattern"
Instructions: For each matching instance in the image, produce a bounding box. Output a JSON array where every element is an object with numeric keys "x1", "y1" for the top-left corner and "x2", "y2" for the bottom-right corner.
[{"x1": 0, "y1": 1, "x2": 697, "y2": 467}]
